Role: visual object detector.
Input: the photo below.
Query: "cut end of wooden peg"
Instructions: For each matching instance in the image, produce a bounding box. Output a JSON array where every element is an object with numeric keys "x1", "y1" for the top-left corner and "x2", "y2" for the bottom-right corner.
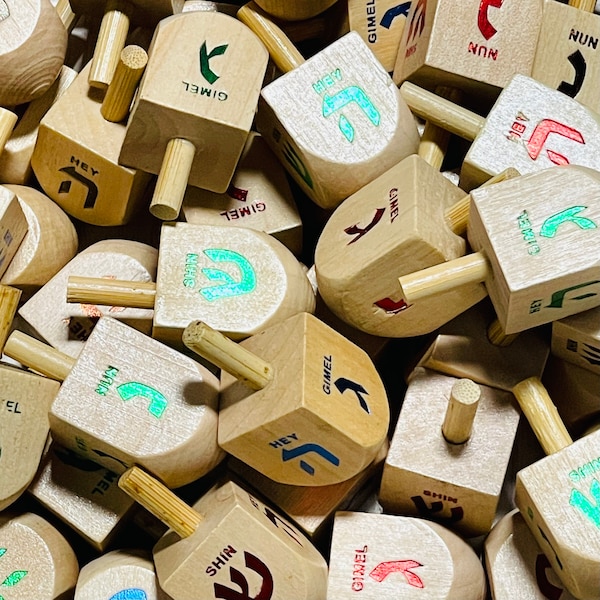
[
  {"x1": 487, "y1": 318, "x2": 519, "y2": 347},
  {"x1": 442, "y1": 378, "x2": 481, "y2": 444},
  {"x1": 0, "y1": 108, "x2": 18, "y2": 154}
]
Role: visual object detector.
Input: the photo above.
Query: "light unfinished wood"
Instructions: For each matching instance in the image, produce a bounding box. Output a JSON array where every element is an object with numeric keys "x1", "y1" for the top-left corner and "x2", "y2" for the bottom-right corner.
[
  {"x1": 552, "y1": 306, "x2": 600, "y2": 375},
  {"x1": 570, "y1": 0, "x2": 597, "y2": 10},
  {"x1": 55, "y1": 0, "x2": 78, "y2": 30},
  {"x1": 67, "y1": 276, "x2": 157, "y2": 309},
  {"x1": 74, "y1": 549, "x2": 167, "y2": 599},
  {"x1": 67, "y1": 223, "x2": 316, "y2": 347},
  {"x1": 0, "y1": 108, "x2": 17, "y2": 155},
  {"x1": 0, "y1": 66, "x2": 77, "y2": 185},
  {"x1": 0, "y1": 284, "x2": 20, "y2": 350},
  {"x1": 0, "y1": 185, "x2": 78, "y2": 300},
  {"x1": 314, "y1": 154, "x2": 486, "y2": 338},
  {"x1": 442, "y1": 378, "x2": 481, "y2": 444},
  {"x1": 515, "y1": 404, "x2": 600, "y2": 598},
  {"x1": 182, "y1": 132, "x2": 303, "y2": 257},
  {"x1": 0, "y1": 185, "x2": 28, "y2": 280},
  {"x1": 0, "y1": 364, "x2": 59, "y2": 511},
  {"x1": 380, "y1": 368, "x2": 519, "y2": 538},
  {"x1": 101, "y1": 44, "x2": 148, "y2": 122},
  {"x1": 119, "y1": 11, "x2": 269, "y2": 221},
  {"x1": 0, "y1": 0, "x2": 68, "y2": 105},
  {"x1": 485, "y1": 508, "x2": 576, "y2": 600},
  {"x1": 212, "y1": 312, "x2": 389, "y2": 486},
  {"x1": 28, "y1": 441, "x2": 135, "y2": 552},
  {"x1": 31, "y1": 61, "x2": 152, "y2": 226},
  {"x1": 120, "y1": 470, "x2": 328, "y2": 600},
  {"x1": 252, "y1": 0, "x2": 337, "y2": 21},
  {"x1": 183, "y1": 320, "x2": 273, "y2": 390},
  {"x1": 392, "y1": 0, "x2": 542, "y2": 100},
  {"x1": 0, "y1": 512, "x2": 78, "y2": 599},
  {"x1": 487, "y1": 317, "x2": 519, "y2": 347},
  {"x1": 243, "y1": 2, "x2": 419, "y2": 209},
  {"x1": 327, "y1": 512, "x2": 487, "y2": 599}
]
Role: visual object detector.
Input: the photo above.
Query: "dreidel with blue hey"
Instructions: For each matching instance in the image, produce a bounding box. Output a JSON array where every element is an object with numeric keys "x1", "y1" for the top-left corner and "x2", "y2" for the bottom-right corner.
[
  {"x1": 118, "y1": 466, "x2": 329, "y2": 600},
  {"x1": 237, "y1": 2, "x2": 420, "y2": 210},
  {"x1": 398, "y1": 166, "x2": 600, "y2": 335},
  {"x1": 3, "y1": 316, "x2": 223, "y2": 489},
  {"x1": 118, "y1": 10, "x2": 269, "y2": 220},
  {"x1": 182, "y1": 312, "x2": 390, "y2": 486}
]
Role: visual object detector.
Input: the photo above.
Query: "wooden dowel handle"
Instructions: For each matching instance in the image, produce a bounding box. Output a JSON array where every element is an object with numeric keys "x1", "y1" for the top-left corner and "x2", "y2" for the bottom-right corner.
[
  {"x1": 4, "y1": 331, "x2": 75, "y2": 381},
  {"x1": 237, "y1": 2, "x2": 305, "y2": 73},
  {"x1": 400, "y1": 82, "x2": 484, "y2": 142},
  {"x1": 119, "y1": 467, "x2": 203, "y2": 539},
  {"x1": 512, "y1": 377, "x2": 573, "y2": 456},
  {"x1": 0, "y1": 108, "x2": 18, "y2": 155},
  {"x1": 55, "y1": 0, "x2": 78, "y2": 31},
  {"x1": 67, "y1": 276, "x2": 156, "y2": 309},
  {"x1": 101, "y1": 45, "x2": 148, "y2": 123},
  {"x1": 398, "y1": 253, "x2": 489, "y2": 303},
  {"x1": 442, "y1": 379, "x2": 481, "y2": 444},
  {"x1": 89, "y1": 0, "x2": 133, "y2": 89},
  {"x1": 568, "y1": 0, "x2": 596, "y2": 12},
  {"x1": 149, "y1": 138, "x2": 196, "y2": 221},
  {"x1": 183, "y1": 320, "x2": 273, "y2": 391},
  {"x1": 0, "y1": 285, "x2": 20, "y2": 352},
  {"x1": 487, "y1": 318, "x2": 519, "y2": 347}
]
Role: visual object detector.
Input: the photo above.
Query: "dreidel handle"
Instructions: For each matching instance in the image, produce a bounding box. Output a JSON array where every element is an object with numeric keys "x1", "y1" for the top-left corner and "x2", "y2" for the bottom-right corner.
[
  {"x1": 67, "y1": 276, "x2": 157, "y2": 309},
  {"x1": 55, "y1": 0, "x2": 79, "y2": 31},
  {"x1": 237, "y1": 2, "x2": 305, "y2": 73},
  {"x1": 0, "y1": 285, "x2": 21, "y2": 352},
  {"x1": 119, "y1": 466, "x2": 203, "y2": 538},
  {"x1": 0, "y1": 109, "x2": 18, "y2": 155},
  {"x1": 442, "y1": 378, "x2": 481, "y2": 445},
  {"x1": 183, "y1": 320, "x2": 273, "y2": 391},
  {"x1": 569, "y1": 0, "x2": 596, "y2": 11}
]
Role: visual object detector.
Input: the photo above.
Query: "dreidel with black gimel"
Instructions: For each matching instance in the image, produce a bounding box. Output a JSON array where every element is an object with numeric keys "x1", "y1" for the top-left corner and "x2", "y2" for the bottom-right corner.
[
  {"x1": 118, "y1": 466, "x2": 329, "y2": 600},
  {"x1": 118, "y1": 10, "x2": 269, "y2": 220},
  {"x1": 183, "y1": 313, "x2": 390, "y2": 486}
]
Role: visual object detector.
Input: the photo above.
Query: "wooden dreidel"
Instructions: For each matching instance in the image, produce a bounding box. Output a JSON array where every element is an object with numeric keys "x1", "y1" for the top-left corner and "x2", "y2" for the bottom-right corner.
[
  {"x1": 551, "y1": 306, "x2": 600, "y2": 376},
  {"x1": 118, "y1": 11, "x2": 269, "y2": 221},
  {"x1": 252, "y1": 0, "x2": 338, "y2": 21},
  {"x1": 182, "y1": 133, "x2": 303, "y2": 257},
  {"x1": 392, "y1": 0, "x2": 542, "y2": 100},
  {"x1": 31, "y1": 61, "x2": 152, "y2": 226},
  {"x1": 532, "y1": 0, "x2": 600, "y2": 114},
  {"x1": 326, "y1": 511, "x2": 487, "y2": 599},
  {"x1": 0, "y1": 185, "x2": 28, "y2": 281},
  {"x1": 0, "y1": 108, "x2": 17, "y2": 156},
  {"x1": 66, "y1": 223, "x2": 315, "y2": 347},
  {"x1": 19, "y1": 239, "x2": 156, "y2": 358},
  {"x1": 400, "y1": 75, "x2": 600, "y2": 191},
  {"x1": 119, "y1": 467, "x2": 329, "y2": 600},
  {"x1": 485, "y1": 508, "x2": 577, "y2": 600},
  {"x1": 0, "y1": 0, "x2": 68, "y2": 106},
  {"x1": 379, "y1": 368, "x2": 519, "y2": 537},
  {"x1": 183, "y1": 313, "x2": 390, "y2": 486},
  {"x1": 0, "y1": 361, "x2": 60, "y2": 511},
  {"x1": 28, "y1": 441, "x2": 136, "y2": 551},
  {"x1": 238, "y1": 2, "x2": 420, "y2": 210},
  {"x1": 512, "y1": 378, "x2": 600, "y2": 599},
  {"x1": 399, "y1": 166, "x2": 600, "y2": 335},
  {"x1": 0, "y1": 66, "x2": 77, "y2": 185},
  {"x1": 0, "y1": 512, "x2": 78, "y2": 599},
  {"x1": 75, "y1": 549, "x2": 170, "y2": 599},
  {"x1": 1, "y1": 185, "x2": 78, "y2": 300},
  {"x1": 4, "y1": 316, "x2": 224, "y2": 487}
]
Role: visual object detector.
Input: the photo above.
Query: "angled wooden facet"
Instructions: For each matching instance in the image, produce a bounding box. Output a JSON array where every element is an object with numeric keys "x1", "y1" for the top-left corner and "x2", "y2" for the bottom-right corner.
[
  {"x1": 31, "y1": 61, "x2": 152, "y2": 226},
  {"x1": 315, "y1": 154, "x2": 486, "y2": 337},
  {"x1": 326, "y1": 512, "x2": 487, "y2": 599},
  {"x1": 182, "y1": 133, "x2": 303, "y2": 257},
  {"x1": 218, "y1": 312, "x2": 390, "y2": 486},
  {"x1": 257, "y1": 31, "x2": 420, "y2": 209},
  {"x1": 28, "y1": 441, "x2": 136, "y2": 551},
  {"x1": 19, "y1": 239, "x2": 157, "y2": 358},
  {"x1": 0, "y1": 184, "x2": 28, "y2": 281},
  {"x1": 0, "y1": 364, "x2": 59, "y2": 511},
  {"x1": 0, "y1": 512, "x2": 79, "y2": 599},
  {"x1": 380, "y1": 367, "x2": 519, "y2": 537},
  {"x1": 532, "y1": 1, "x2": 600, "y2": 114},
  {"x1": 392, "y1": 0, "x2": 542, "y2": 98},
  {"x1": 0, "y1": 0, "x2": 68, "y2": 106},
  {"x1": 485, "y1": 508, "x2": 577, "y2": 600},
  {"x1": 49, "y1": 317, "x2": 223, "y2": 488}
]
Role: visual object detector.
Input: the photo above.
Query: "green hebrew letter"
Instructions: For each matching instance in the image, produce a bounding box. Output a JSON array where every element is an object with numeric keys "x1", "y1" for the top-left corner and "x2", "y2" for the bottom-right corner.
[
  {"x1": 546, "y1": 281, "x2": 600, "y2": 309},
  {"x1": 322, "y1": 86, "x2": 380, "y2": 142},
  {"x1": 570, "y1": 478, "x2": 600, "y2": 528},
  {"x1": 200, "y1": 248, "x2": 256, "y2": 302},
  {"x1": 539, "y1": 206, "x2": 597, "y2": 238},
  {"x1": 199, "y1": 42, "x2": 228, "y2": 84},
  {"x1": 116, "y1": 382, "x2": 168, "y2": 418}
]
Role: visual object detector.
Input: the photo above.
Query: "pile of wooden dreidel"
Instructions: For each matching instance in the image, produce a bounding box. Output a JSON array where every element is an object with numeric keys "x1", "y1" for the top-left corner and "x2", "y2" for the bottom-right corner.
[{"x1": 1, "y1": 0, "x2": 599, "y2": 598}]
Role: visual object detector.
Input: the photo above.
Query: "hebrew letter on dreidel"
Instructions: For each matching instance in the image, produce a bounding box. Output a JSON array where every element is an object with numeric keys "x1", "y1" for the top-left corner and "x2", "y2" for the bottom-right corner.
[
  {"x1": 535, "y1": 554, "x2": 564, "y2": 600},
  {"x1": 344, "y1": 208, "x2": 385, "y2": 244},
  {"x1": 213, "y1": 551, "x2": 274, "y2": 600},
  {"x1": 369, "y1": 560, "x2": 424, "y2": 588},
  {"x1": 322, "y1": 87, "x2": 380, "y2": 143},
  {"x1": 281, "y1": 444, "x2": 340, "y2": 476},
  {"x1": 570, "y1": 478, "x2": 600, "y2": 528},
  {"x1": 58, "y1": 166, "x2": 99, "y2": 209},
  {"x1": 334, "y1": 377, "x2": 371, "y2": 413},
  {"x1": 109, "y1": 590, "x2": 148, "y2": 600},
  {"x1": 200, "y1": 249, "x2": 256, "y2": 302},
  {"x1": 116, "y1": 382, "x2": 168, "y2": 419},
  {"x1": 558, "y1": 50, "x2": 587, "y2": 99},
  {"x1": 411, "y1": 496, "x2": 464, "y2": 525},
  {"x1": 478, "y1": 0, "x2": 504, "y2": 41},
  {"x1": 526, "y1": 120, "x2": 585, "y2": 165},
  {"x1": 539, "y1": 206, "x2": 597, "y2": 238}
]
